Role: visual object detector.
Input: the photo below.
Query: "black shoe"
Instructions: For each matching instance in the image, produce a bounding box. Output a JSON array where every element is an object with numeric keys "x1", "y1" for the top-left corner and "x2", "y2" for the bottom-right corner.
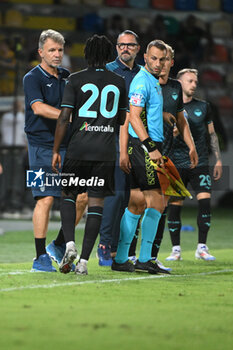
[
  {"x1": 111, "y1": 259, "x2": 135, "y2": 272},
  {"x1": 135, "y1": 259, "x2": 170, "y2": 274}
]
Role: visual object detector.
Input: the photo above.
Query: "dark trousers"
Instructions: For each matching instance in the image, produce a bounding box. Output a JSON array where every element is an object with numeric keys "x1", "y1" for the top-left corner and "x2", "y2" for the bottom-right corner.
[{"x1": 99, "y1": 148, "x2": 130, "y2": 252}]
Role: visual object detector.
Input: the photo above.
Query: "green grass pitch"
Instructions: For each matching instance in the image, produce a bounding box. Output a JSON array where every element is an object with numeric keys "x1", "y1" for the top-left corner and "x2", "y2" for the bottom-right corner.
[{"x1": 0, "y1": 208, "x2": 233, "y2": 350}]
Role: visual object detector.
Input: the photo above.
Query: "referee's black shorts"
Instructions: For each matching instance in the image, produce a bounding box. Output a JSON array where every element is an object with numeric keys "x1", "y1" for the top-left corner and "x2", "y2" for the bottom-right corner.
[
  {"x1": 128, "y1": 136, "x2": 162, "y2": 191},
  {"x1": 61, "y1": 158, "x2": 115, "y2": 198}
]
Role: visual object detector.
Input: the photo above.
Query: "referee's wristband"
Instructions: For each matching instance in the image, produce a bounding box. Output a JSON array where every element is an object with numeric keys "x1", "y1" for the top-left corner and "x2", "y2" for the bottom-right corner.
[{"x1": 142, "y1": 137, "x2": 157, "y2": 152}]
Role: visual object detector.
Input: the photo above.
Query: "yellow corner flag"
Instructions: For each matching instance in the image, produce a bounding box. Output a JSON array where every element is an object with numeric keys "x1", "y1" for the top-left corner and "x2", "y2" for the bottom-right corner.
[{"x1": 150, "y1": 156, "x2": 193, "y2": 199}]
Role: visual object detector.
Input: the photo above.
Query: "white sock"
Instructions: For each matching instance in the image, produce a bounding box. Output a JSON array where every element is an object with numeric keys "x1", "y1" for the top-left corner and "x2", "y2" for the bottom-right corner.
[
  {"x1": 66, "y1": 241, "x2": 75, "y2": 249},
  {"x1": 173, "y1": 245, "x2": 181, "y2": 252},
  {"x1": 80, "y1": 259, "x2": 88, "y2": 264},
  {"x1": 198, "y1": 243, "x2": 207, "y2": 250}
]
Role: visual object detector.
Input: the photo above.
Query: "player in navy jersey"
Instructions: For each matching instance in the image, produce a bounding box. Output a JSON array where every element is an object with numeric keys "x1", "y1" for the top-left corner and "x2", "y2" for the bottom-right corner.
[
  {"x1": 51, "y1": 35, "x2": 127, "y2": 275},
  {"x1": 97, "y1": 30, "x2": 141, "y2": 266},
  {"x1": 166, "y1": 69, "x2": 222, "y2": 261},
  {"x1": 127, "y1": 45, "x2": 198, "y2": 271},
  {"x1": 112, "y1": 40, "x2": 170, "y2": 274},
  {"x1": 23, "y1": 29, "x2": 70, "y2": 272}
]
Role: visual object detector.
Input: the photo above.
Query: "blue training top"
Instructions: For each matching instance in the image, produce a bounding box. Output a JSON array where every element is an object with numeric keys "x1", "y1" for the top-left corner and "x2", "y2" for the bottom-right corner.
[
  {"x1": 106, "y1": 57, "x2": 140, "y2": 140},
  {"x1": 23, "y1": 64, "x2": 70, "y2": 149},
  {"x1": 106, "y1": 57, "x2": 140, "y2": 95},
  {"x1": 128, "y1": 66, "x2": 164, "y2": 142}
]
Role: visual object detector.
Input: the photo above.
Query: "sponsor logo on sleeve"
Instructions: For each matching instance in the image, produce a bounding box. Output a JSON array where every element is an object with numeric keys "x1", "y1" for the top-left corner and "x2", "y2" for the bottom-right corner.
[{"x1": 130, "y1": 93, "x2": 143, "y2": 106}]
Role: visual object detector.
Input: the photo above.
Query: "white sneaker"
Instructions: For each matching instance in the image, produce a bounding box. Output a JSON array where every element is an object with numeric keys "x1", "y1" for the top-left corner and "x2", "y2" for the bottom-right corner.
[
  {"x1": 59, "y1": 241, "x2": 77, "y2": 274},
  {"x1": 195, "y1": 244, "x2": 216, "y2": 261},
  {"x1": 75, "y1": 260, "x2": 88, "y2": 275},
  {"x1": 165, "y1": 246, "x2": 182, "y2": 261},
  {"x1": 152, "y1": 258, "x2": 172, "y2": 272}
]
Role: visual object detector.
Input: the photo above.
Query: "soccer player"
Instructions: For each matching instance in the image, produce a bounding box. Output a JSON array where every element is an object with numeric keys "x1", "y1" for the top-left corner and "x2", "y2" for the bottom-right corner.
[
  {"x1": 23, "y1": 29, "x2": 70, "y2": 272},
  {"x1": 127, "y1": 45, "x2": 198, "y2": 271},
  {"x1": 52, "y1": 34, "x2": 127, "y2": 275},
  {"x1": 97, "y1": 30, "x2": 141, "y2": 266},
  {"x1": 166, "y1": 69, "x2": 222, "y2": 261},
  {"x1": 112, "y1": 39, "x2": 169, "y2": 274}
]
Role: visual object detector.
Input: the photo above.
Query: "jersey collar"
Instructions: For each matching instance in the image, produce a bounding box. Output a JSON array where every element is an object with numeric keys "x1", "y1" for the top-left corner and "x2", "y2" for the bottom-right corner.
[
  {"x1": 38, "y1": 64, "x2": 64, "y2": 79},
  {"x1": 116, "y1": 57, "x2": 139, "y2": 72},
  {"x1": 141, "y1": 66, "x2": 159, "y2": 82}
]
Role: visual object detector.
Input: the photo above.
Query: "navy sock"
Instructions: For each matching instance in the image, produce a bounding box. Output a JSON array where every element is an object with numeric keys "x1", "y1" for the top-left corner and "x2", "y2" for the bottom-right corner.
[
  {"x1": 54, "y1": 227, "x2": 65, "y2": 246},
  {"x1": 60, "y1": 197, "x2": 76, "y2": 243},
  {"x1": 35, "y1": 238, "x2": 46, "y2": 259},
  {"x1": 168, "y1": 205, "x2": 182, "y2": 246},
  {"x1": 197, "y1": 198, "x2": 211, "y2": 244},
  {"x1": 80, "y1": 206, "x2": 103, "y2": 261}
]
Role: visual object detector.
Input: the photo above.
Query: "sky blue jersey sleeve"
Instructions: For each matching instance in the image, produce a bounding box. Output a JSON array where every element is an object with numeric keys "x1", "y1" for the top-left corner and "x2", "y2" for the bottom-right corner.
[
  {"x1": 128, "y1": 68, "x2": 164, "y2": 142},
  {"x1": 128, "y1": 74, "x2": 148, "y2": 108},
  {"x1": 128, "y1": 72, "x2": 149, "y2": 138}
]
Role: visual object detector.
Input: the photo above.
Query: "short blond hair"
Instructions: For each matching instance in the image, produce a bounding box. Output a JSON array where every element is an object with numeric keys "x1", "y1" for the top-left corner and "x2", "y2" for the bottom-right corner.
[
  {"x1": 177, "y1": 68, "x2": 198, "y2": 79},
  {"x1": 146, "y1": 39, "x2": 167, "y2": 54},
  {"x1": 166, "y1": 44, "x2": 174, "y2": 59}
]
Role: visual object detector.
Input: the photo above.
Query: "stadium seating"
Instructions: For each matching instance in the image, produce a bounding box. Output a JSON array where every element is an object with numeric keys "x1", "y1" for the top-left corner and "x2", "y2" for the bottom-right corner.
[
  {"x1": 8, "y1": 0, "x2": 53, "y2": 3},
  {"x1": 175, "y1": 0, "x2": 197, "y2": 11},
  {"x1": 82, "y1": 0, "x2": 104, "y2": 5},
  {"x1": 223, "y1": 0, "x2": 233, "y2": 13},
  {"x1": 210, "y1": 19, "x2": 232, "y2": 38},
  {"x1": 164, "y1": 16, "x2": 180, "y2": 35},
  {"x1": 60, "y1": 0, "x2": 82, "y2": 4},
  {"x1": 70, "y1": 43, "x2": 85, "y2": 57},
  {"x1": 217, "y1": 95, "x2": 233, "y2": 112},
  {"x1": 135, "y1": 16, "x2": 151, "y2": 34},
  {"x1": 210, "y1": 43, "x2": 229, "y2": 63},
  {"x1": 200, "y1": 69, "x2": 224, "y2": 87},
  {"x1": 4, "y1": 9, "x2": 23, "y2": 27},
  {"x1": 105, "y1": 0, "x2": 126, "y2": 6},
  {"x1": 152, "y1": 0, "x2": 174, "y2": 10},
  {"x1": 127, "y1": 0, "x2": 150, "y2": 9},
  {"x1": 81, "y1": 13, "x2": 104, "y2": 32},
  {"x1": 23, "y1": 16, "x2": 76, "y2": 31},
  {"x1": 198, "y1": 0, "x2": 221, "y2": 11},
  {"x1": 226, "y1": 70, "x2": 233, "y2": 86}
]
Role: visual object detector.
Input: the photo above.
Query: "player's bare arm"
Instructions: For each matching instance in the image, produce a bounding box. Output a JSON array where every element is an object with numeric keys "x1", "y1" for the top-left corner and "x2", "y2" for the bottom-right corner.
[
  {"x1": 129, "y1": 104, "x2": 164, "y2": 166},
  {"x1": 31, "y1": 101, "x2": 61, "y2": 120},
  {"x1": 163, "y1": 111, "x2": 176, "y2": 126},
  {"x1": 52, "y1": 107, "x2": 71, "y2": 173},
  {"x1": 120, "y1": 112, "x2": 131, "y2": 174},
  {"x1": 176, "y1": 110, "x2": 198, "y2": 168},
  {"x1": 208, "y1": 122, "x2": 222, "y2": 180}
]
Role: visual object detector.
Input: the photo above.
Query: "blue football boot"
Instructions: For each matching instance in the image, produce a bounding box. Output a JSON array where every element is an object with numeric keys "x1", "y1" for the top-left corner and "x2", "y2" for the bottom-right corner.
[
  {"x1": 97, "y1": 244, "x2": 113, "y2": 266},
  {"x1": 31, "y1": 253, "x2": 57, "y2": 272}
]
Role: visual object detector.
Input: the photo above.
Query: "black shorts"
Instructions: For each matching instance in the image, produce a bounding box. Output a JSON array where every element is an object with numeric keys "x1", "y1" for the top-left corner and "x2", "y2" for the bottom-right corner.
[
  {"x1": 62, "y1": 158, "x2": 115, "y2": 198},
  {"x1": 177, "y1": 165, "x2": 211, "y2": 197},
  {"x1": 128, "y1": 137, "x2": 162, "y2": 191}
]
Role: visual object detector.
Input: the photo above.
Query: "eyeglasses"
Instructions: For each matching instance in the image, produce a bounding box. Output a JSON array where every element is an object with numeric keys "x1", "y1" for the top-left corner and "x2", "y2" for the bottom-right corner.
[{"x1": 117, "y1": 43, "x2": 138, "y2": 50}]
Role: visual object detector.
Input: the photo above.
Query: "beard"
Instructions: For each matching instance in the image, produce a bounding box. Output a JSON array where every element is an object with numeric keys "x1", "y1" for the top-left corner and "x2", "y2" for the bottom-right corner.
[
  {"x1": 120, "y1": 52, "x2": 136, "y2": 63},
  {"x1": 186, "y1": 90, "x2": 195, "y2": 97}
]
